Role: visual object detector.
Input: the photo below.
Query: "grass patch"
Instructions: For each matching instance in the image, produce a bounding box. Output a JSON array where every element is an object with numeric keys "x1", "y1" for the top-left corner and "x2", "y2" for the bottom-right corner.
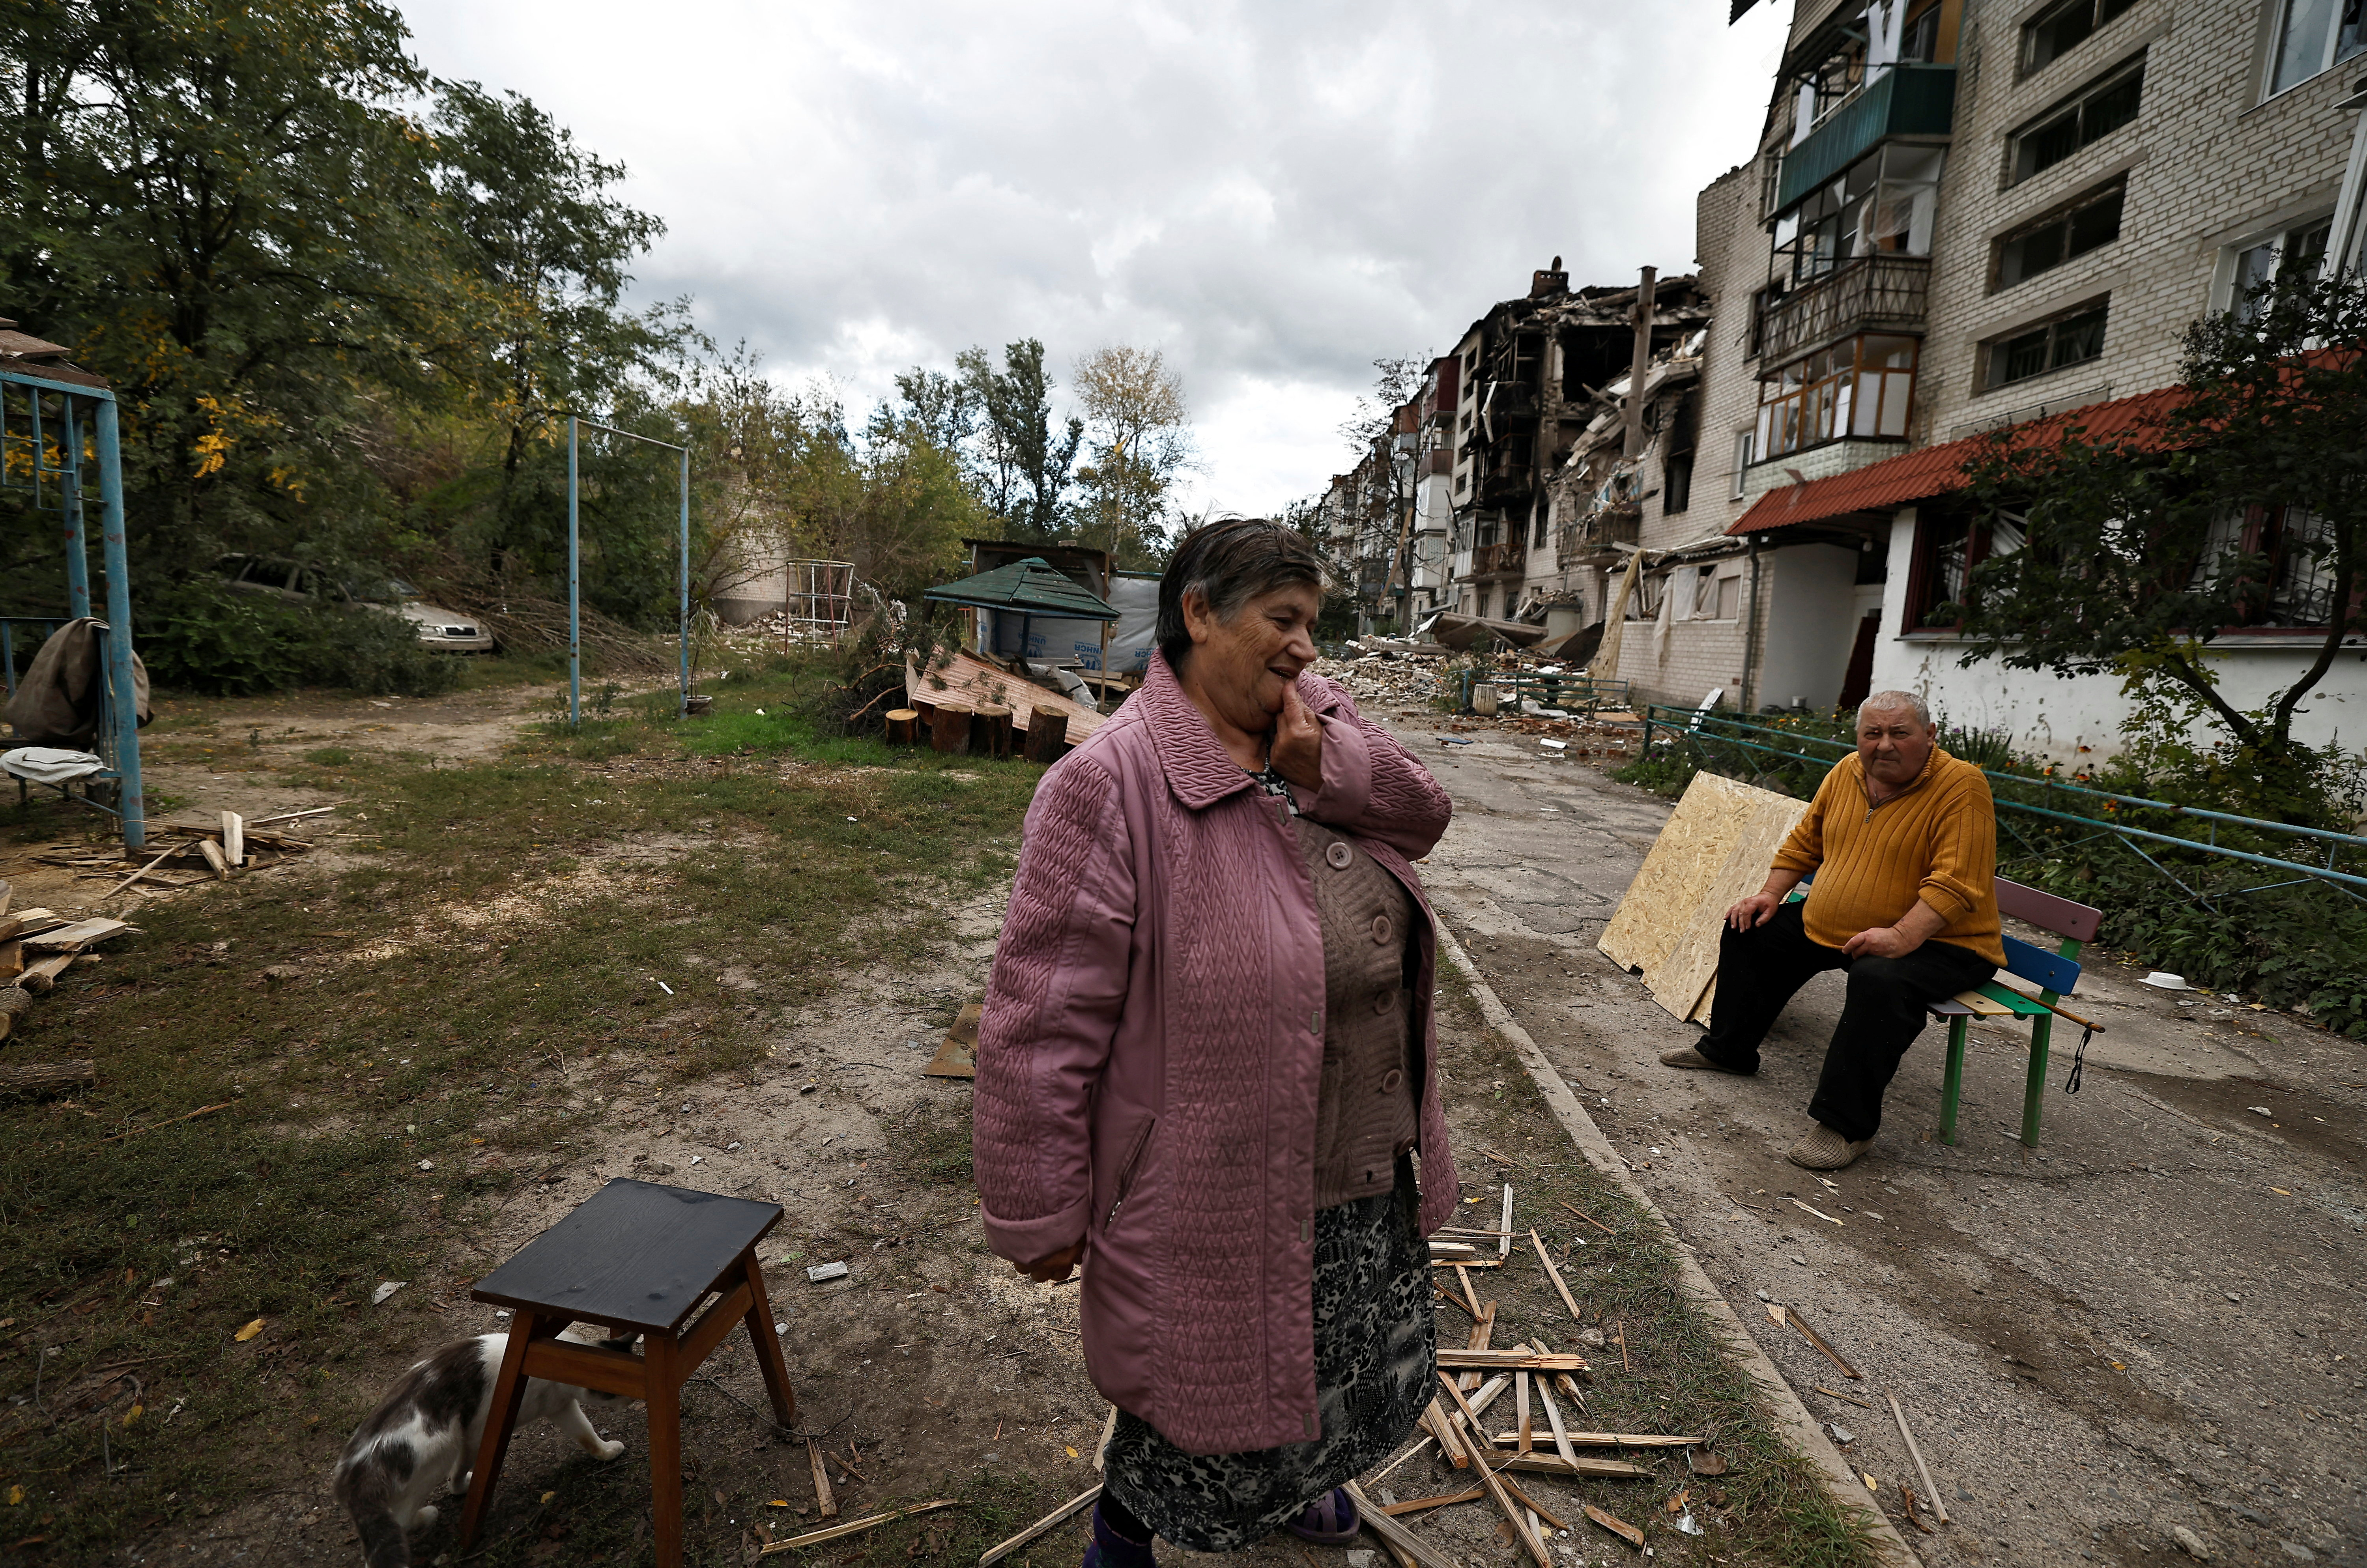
[
  {"x1": 0, "y1": 687, "x2": 1045, "y2": 1559},
  {"x1": 1430, "y1": 977, "x2": 1881, "y2": 1567}
]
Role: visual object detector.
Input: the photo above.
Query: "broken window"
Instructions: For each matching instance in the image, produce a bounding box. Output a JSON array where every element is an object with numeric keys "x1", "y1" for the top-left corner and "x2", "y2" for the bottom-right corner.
[
  {"x1": 2269, "y1": 0, "x2": 2367, "y2": 95},
  {"x1": 2020, "y1": 0, "x2": 2137, "y2": 76},
  {"x1": 2009, "y1": 55, "x2": 2145, "y2": 184},
  {"x1": 1996, "y1": 179, "x2": 2125, "y2": 289},
  {"x1": 1753, "y1": 333, "x2": 1918, "y2": 461},
  {"x1": 2225, "y1": 216, "x2": 2334, "y2": 319},
  {"x1": 1770, "y1": 144, "x2": 1944, "y2": 288},
  {"x1": 2193, "y1": 505, "x2": 2342, "y2": 628},
  {"x1": 1983, "y1": 299, "x2": 2109, "y2": 388}
]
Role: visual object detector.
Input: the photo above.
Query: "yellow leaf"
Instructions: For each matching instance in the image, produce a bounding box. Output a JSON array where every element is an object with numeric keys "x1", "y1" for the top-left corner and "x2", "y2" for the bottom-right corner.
[
  {"x1": 2110, "y1": 1361, "x2": 2126, "y2": 1370},
  {"x1": 2272, "y1": 1187, "x2": 2292, "y2": 1195},
  {"x1": 234, "y1": 1318, "x2": 265, "y2": 1342},
  {"x1": 1065, "y1": 1446, "x2": 1079, "y2": 1459},
  {"x1": 768, "y1": 1500, "x2": 791, "y2": 1508},
  {"x1": 1862, "y1": 1473, "x2": 1879, "y2": 1492},
  {"x1": 7, "y1": 1484, "x2": 22, "y2": 1505},
  {"x1": 540, "y1": 1491, "x2": 555, "y2": 1505},
  {"x1": 124, "y1": 1405, "x2": 142, "y2": 1426}
]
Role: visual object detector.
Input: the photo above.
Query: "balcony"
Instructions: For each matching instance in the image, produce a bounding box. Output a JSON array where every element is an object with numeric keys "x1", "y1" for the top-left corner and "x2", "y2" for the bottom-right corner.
[
  {"x1": 1469, "y1": 540, "x2": 1526, "y2": 577},
  {"x1": 1478, "y1": 468, "x2": 1535, "y2": 508},
  {"x1": 1754, "y1": 254, "x2": 1931, "y2": 364},
  {"x1": 1778, "y1": 63, "x2": 1956, "y2": 211}
]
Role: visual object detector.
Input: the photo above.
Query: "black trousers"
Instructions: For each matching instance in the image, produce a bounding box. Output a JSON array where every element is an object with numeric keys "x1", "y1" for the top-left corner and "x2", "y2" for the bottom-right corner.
[{"x1": 1697, "y1": 901, "x2": 1995, "y2": 1142}]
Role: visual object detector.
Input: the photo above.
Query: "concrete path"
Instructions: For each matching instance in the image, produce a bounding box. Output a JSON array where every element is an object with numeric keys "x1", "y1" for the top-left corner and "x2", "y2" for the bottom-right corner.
[{"x1": 1391, "y1": 713, "x2": 2366, "y2": 1567}]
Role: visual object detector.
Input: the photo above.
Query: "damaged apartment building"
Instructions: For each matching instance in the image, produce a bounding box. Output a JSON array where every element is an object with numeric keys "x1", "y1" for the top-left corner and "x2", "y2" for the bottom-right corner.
[
  {"x1": 1593, "y1": 0, "x2": 2367, "y2": 760},
  {"x1": 1440, "y1": 263, "x2": 1711, "y2": 635}
]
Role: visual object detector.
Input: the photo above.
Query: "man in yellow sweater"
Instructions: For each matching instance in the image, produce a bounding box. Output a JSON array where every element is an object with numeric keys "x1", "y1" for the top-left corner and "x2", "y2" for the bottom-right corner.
[{"x1": 1661, "y1": 691, "x2": 2004, "y2": 1170}]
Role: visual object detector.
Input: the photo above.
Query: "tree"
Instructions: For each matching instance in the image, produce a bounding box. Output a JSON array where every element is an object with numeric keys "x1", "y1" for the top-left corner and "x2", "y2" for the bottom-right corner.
[
  {"x1": 1073, "y1": 343, "x2": 1192, "y2": 568},
  {"x1": 1958, "y1": 268, "x2": 2367, "y2": 818},
  {"x1": 1339, "y1": 355, "x2": 1427, "y2": 454},
  {"x1": 956, "y1": 339, "x2": 1081, "y2": 538}
]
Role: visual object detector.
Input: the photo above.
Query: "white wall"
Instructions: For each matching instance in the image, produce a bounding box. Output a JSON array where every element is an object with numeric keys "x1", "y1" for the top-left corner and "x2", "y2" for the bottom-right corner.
[
  {"x1": 1755, "y1": 543, "x2": 1861, "y2": 710},
  {"x1": 1870, "y1": 510, "x2": 2367, "y2": 763}
]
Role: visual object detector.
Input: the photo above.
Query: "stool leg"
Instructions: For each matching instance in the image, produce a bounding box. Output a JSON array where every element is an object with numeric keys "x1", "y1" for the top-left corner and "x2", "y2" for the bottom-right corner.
[
  {"x1": 1939, "y1": 1017, "x2": 1967, "y2": 1147},
  {"x1": 645, "y1": 1332, "x2": 684, "y2": 1568},
  {"x1": 739, "y1": 1253, "x2": 797, "y2": 1429},
  {"x1": 460, "y1": 1308, "x2": 550, "y2": 1547}
]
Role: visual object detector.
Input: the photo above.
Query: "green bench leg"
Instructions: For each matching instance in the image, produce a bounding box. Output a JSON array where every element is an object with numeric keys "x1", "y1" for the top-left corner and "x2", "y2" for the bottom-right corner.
[
  {"x1": 1940, "y1": 1017, "x2": 1967, "y2": 1146},
  {"x1": 2021, "y1": 1014, "x2": 2054, "y2": 1148}
]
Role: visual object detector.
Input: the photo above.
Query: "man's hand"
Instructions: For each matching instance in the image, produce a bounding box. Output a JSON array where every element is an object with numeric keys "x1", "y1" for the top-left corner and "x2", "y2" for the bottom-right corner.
[
  {"x1": 1725, "y1": 890, "x2": 1784, "y2": 931},
  {"x1": 1015, "y1": 1242, "x2": 1084, "y2": 1284},
  {"x1": 1842, "y1": 925, "x2": 1918, "y2": 959},
  {"x1": 1270, "y1": 685, "x2": 1324, "y2": 790}
]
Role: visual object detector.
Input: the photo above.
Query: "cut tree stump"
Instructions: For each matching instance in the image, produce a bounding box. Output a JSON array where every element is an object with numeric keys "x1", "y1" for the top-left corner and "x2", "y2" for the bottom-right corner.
[
  {"x1": 1023, "y1": 706, "x2": 1069, "y2": 764},
  {"x1": 930, "y1": 703, "x2": 974, "y2": 755},
  {"x1": 0, "y1": 941, "x2": 19, "y2": 982},
  {"x1": 883, "y1": 708, "x2": 920, "y2": 746},
  {"x1": 974, "y1": 704, "x2": 1014, "y2": 760},
  {"x1": 0, "y1": 1059, "x2": 94, "y2": 1095},
  {"x1": 0, "y1": 986, "x2": 30, "y2": 1041}
]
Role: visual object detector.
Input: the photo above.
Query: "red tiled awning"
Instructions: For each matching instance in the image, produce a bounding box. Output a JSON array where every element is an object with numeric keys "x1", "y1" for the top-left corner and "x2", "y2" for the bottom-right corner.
[{"x1": 1728, "y1": 385, "x2": 2187, "y2": 535}]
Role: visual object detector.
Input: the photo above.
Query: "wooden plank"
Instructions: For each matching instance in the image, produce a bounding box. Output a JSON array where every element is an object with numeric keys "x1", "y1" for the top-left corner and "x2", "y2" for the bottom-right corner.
[
  {"x1": 198, "y1": 838, "x2": 231, "y2": 880},
  {"x1": 2002, "y1": 931, "x2": 2081, "y2": 994},
  {"x1": 17, "y1": 954, "x2": 75, "y2": 994},
  {"x1": 1599, "y1": 771, "x2": 1756, "y2": 978},
  {"x1": 908, "y1": 650, "x2": 1103, "y2": 744},
  {"x1": 222, "y1": 811, "x2": 245, "y2": 867},
  {"x1": 1648, "y1": 779, "x2": 1810, "y2": 1020},
  {"x1": 1490, "y1": 1430, "x2": 1701, "y2": 1448},
  {"x1": 1534, "y1": 1376, "x2": 1581, "y2": 1471},
  {"x1": 1887, "y1": 1393, "x2": 1950, "y2": 1525},
  {"x1": 1497, "y1": 1450, "x2": 1651, "y2": 1479},
  {"x1": 977, "y1": 1485, "x2": 1099, "y2": 1566},
  {"x1": 23, "y1": 918, "x2": 128, "y2": 952},
  {"x1": 1530, "y1": 1229, "x2": 1582, "y2": 1319},
  {"x1": 807, "y1": 1437, "x2": 838, "y2": 1519},
  {"x1": 1433, "y1": 1372, "x2": 1549, "y2": 1567},
  {"x1": 1996, "y1": 875, "x2": 2101, "y2": 942},
  {"x1": 1343, "y1": 1481, "x2": 1461, "y2": 1568},
  {"x1": 1437, "y1": 1349, "x2": 1590, "y2": 1372},
  {"x1": 758, "y1": 1499, "x2": 960, "y2": 1555},
  {"x1": 1949, "y1": 988, "x2": 2014, "y2": 1016},
  {"x1": 1380, "y1": 1489, "x2": 1485, "y2": 1518}
]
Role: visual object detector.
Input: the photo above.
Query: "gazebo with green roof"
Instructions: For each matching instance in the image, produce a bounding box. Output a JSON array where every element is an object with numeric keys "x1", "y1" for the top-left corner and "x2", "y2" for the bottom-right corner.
[{"x1": 924, "y1": 556, "x2": 1117, "y2": 670}]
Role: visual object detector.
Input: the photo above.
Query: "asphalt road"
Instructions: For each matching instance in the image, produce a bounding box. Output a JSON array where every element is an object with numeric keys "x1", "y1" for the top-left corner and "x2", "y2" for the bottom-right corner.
[{"x1": 1378, "y1": 705, "x2": 2366, "y2": 1568}]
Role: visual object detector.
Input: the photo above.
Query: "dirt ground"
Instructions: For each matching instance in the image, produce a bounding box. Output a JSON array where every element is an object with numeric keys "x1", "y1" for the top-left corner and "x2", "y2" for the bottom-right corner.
[
  {"x1": 15, "y1": 667, "x2": 2354, "y2": 1566},
  {"x1": 1382, "y1": 706, "x2": 2367, "y2": 1568}
]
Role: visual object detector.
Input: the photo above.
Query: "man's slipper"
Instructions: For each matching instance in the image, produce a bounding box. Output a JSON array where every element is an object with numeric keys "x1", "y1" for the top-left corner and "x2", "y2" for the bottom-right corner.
[
  {"x1": 1284, "y1": 1487, "x2": 1361, "y2": 1546},
  {"x1": 1659, "y1": 1045, "x2": 1751, "y2": 1073},
  {"x1": 1786, "y1": 1123, "x2": 1874, "y2": 1170}
]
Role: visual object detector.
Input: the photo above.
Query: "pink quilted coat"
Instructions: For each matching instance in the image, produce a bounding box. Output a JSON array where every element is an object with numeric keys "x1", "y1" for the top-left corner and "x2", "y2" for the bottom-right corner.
[{"x1": 972, "y1": 652, "x2": 1460, "y2": 1456}]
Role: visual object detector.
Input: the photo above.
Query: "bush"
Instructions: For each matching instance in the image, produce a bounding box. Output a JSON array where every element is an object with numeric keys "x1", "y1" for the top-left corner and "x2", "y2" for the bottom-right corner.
[{"x1": 137, "y1": 578, "x2": 463, "y2": 698}]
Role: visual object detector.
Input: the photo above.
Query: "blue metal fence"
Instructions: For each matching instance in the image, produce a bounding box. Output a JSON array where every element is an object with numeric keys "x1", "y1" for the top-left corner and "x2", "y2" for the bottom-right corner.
[{"x1": 1636, "y1": 706, "x2": 2367, "y2": 907}]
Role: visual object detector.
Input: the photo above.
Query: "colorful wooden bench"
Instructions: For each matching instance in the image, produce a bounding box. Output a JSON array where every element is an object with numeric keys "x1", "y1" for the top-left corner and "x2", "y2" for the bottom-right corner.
[{"x1": 1928, "y1": 877, "x2": 2103, "y2": 1149}]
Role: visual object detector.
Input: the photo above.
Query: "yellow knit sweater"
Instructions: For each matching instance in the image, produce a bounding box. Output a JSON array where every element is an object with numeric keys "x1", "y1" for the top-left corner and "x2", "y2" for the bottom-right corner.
[{"x1": 1770, "y1": 747, "x2": 2005, "y2": 965}]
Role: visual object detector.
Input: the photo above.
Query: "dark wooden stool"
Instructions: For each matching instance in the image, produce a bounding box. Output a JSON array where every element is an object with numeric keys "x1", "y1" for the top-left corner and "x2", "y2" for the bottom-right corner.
[{"x1": 459, "y1": 1179, "x2": 796, "y2": 1568}]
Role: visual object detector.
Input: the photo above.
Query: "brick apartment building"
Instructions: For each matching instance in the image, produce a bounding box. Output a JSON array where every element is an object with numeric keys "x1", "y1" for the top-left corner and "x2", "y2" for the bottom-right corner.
[{"x1": 1586, "y1": 0, "x2": 2367, "y2": 761}]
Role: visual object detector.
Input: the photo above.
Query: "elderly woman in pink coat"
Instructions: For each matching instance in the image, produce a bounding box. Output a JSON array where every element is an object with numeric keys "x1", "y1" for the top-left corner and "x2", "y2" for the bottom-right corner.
[{"x1": 972, "y1": 518, "x2": 1460, "y2": 1565}]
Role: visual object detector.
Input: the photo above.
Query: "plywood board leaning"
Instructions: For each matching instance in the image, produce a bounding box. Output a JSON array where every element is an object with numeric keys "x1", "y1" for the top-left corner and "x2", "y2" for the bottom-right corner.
[{"x1": 1597, "y1": 771, "x2": 1807, "y2": 1022}]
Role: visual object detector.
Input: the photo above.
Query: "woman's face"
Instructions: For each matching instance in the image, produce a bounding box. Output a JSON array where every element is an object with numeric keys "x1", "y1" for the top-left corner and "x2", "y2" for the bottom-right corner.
[{"x1": 1183, "y1": 581, "x2": 1322, "y2": 732}]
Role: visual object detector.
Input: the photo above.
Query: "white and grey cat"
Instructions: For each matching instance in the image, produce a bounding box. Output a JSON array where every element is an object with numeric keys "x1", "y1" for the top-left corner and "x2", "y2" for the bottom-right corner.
[{"x1": 333, "y1": 1328, "x2": 636, "y2": 1568}]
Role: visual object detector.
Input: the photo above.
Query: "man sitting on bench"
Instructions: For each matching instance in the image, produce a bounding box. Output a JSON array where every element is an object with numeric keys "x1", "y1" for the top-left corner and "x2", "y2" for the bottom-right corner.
[{"x1": 1660, "y1": 690, "x2": 2004, "y2": 1170}]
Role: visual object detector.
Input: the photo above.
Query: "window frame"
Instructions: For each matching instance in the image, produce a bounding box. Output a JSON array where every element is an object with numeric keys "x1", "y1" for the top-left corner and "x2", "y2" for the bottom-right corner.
[
  {"x1": 1993, "y1": 177, "x2": 2127, "y2": 290},
  {"x1": 1902, "y1": 507, "x2": 2014, "y2": 633},
  {"x1": 2006, "y1": 52, "x2": 2147, "y2": 185},
  {"x1": 1752, "y1": 332, "x2": 1922, "y2": 463},
  {"x1": 1980, "y1": 297, "x2": 2111, "y2": 391},
  {"x1": 2264, "y1": 0, "x2": 2367, "y2": 98},
  {"x1": 2219, "y1": 213, "x2": 2337, "y2": 316},
  {"x1": 2017, "y1": 0, "x2": 2139, "y2": 78}
]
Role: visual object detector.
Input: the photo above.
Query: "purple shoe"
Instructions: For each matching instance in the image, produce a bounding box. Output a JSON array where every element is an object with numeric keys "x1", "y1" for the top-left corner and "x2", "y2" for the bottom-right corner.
[
  {"x1": 1082, "y1": 1500, "x2": 1157, "y2": 1567},
  {"x1": 1285, "y1": 1487, "x2": 1361, "y2": 1546}
]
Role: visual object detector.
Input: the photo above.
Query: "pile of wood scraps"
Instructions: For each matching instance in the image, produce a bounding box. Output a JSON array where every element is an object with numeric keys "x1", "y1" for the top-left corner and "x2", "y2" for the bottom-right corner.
[
  {"x1": 31, "y1": 806, "x2": 336, "y2": 899},
  {"x1": 1369, "y1": 1185, "x2": 1700, "y2": 1567},
  {"x1": 0, "y1": 878, "x2": 120, "y2": 1093}
]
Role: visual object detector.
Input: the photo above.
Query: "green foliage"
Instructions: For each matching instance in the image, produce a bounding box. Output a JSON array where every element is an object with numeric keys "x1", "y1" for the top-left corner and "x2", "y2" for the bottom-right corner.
[
  {"x1": 1958, "y1": 268, "x2": 2367, "y2": 804},
  {"x1": 949, "y1": 338, "x2": 1085, "y2": 538},
  {"x1": 138, "y1": 579, "x2": 462, "y2": 697}
]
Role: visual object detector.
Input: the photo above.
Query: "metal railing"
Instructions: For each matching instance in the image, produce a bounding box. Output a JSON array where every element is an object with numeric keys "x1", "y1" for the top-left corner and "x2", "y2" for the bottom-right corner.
[
  {"x1": 1754, "y1": 254, "x2": 1931, "y2": 363},
  {"x1": 1637, "y1": 706, "x2": 2367, "y2": 905}
]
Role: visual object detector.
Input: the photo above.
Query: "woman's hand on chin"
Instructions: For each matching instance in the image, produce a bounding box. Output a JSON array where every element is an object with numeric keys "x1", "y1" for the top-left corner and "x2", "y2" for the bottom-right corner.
[
  {"x1": 1270, "y1": 685, "x2": 1324, "y2": 789},
  {"x1": 1015, "y1": 1241, "x2": 1084, "y2": 1284}
]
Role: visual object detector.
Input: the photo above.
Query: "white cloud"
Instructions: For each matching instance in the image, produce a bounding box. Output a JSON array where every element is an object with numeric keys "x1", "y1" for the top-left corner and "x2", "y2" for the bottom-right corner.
[{"x1": 395, "y1": 0, "x2": 1791, "y2": 516}]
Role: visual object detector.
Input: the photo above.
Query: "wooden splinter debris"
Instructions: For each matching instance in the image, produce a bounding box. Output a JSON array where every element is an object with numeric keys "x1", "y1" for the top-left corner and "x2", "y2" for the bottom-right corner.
[
  {"x1": 198, "y1": 838, "x2": 231, "y2": 880},
  {"x1": 1533, "y1": 1368, "x2": 1581, "y2": 1471},
  {"x1": 1887, "y1": 1392, "x2": 1950, "y2": 1525},
  {"x1": 1582, "y1": 1502, "x2": 1645, "y2": 1547},
  {"x1": 806, "y1": 1437, "x2": 838, "y2": 1520},
  {"x1": 1529, "y1": 1228, "x2": 1582, "y2": 1320},
  {"x1": 1899, "y1": 1482, "x2": 1939, "y2": 1534},
  {"x1": 1432, "y1": 1372, "x2": 1550, "y2": 1568},
  {"x1": 1380, "y1": 1488, "x2": 1485, "y2": 1518},
  {"x1": 99, "y1": 1101, "x2": 230, "y2": 1142},
  {"x1": 759, "y1": 1499, "x2": 960, "y2": 1555},
  {"x1": 222, "y1": 811, "x2": 245, "y2": 868},
  {"x1": 99, "y1": 845, "x2": 180, "y2": 902},
  {"x1": 1342, "y1": 1480, "x2": 1459, "y2": 1568},
  {"x1": 1767, "y1": 1301, "x2": 1861, "y2": 1380},
  {"x1": 977, "y1": 1486, "x2": 1100, "y2": 1566},
  {"x1": 1498, "y1": 1185, "x2": 1514, "y2": 1257},
  {"x1": 1436, "y1": 1349, "x2": 1589, "y2": 1372}
]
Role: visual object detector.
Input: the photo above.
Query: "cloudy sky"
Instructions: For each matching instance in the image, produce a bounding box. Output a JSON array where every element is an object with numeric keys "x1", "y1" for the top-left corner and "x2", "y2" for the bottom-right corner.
[{"x1": 393, "y1": 0, "x2": 1791, "y2": 518}]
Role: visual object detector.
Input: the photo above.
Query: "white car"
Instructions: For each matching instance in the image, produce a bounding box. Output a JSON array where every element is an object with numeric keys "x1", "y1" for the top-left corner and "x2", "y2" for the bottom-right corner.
[{"x1": 216, "y1": 555, "x2": 495, "y2": 652}]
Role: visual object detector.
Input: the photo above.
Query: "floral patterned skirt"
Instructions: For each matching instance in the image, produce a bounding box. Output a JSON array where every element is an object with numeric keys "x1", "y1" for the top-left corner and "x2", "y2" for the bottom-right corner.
[{"x1": 1100, "y1": 1164, "x2": 1436, "y2": 1553}]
